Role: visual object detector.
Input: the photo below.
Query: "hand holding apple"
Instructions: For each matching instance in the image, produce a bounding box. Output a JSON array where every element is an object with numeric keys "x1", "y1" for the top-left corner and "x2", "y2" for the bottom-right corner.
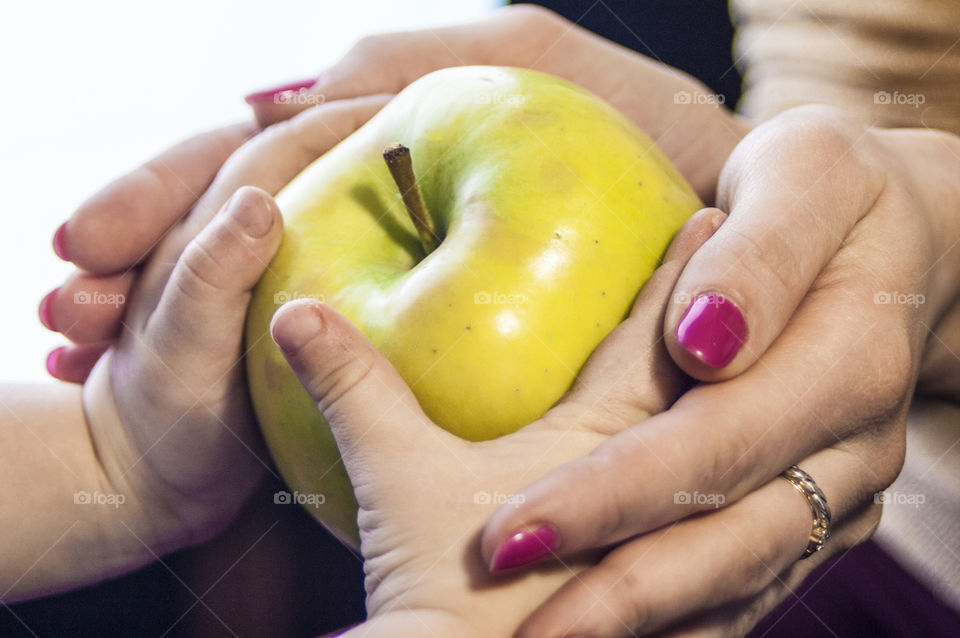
[
  {"x1": 54, "y1": 97, "x2": 391, "y2": 558},
  {"x1": 43, "y1": 4, "x2": 750, "y2": 383},
  {"x1": 477, "y1": 106, "x2": 960, "y2": 637},
  {"x1": 244, "y1": 65, "x2": 704, "y2": 543},
  {"x1": 247, "y1": 4, "x2": 749, "y2": 201},
  {"x1": 267, "y1": 208, "x2": 723, "y2": 637}
]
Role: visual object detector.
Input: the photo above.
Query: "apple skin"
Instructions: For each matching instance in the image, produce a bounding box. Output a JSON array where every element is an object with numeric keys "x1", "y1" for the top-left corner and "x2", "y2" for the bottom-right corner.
[{"x1": 245, "y1": 66, "x2": 702, "y2": 545}]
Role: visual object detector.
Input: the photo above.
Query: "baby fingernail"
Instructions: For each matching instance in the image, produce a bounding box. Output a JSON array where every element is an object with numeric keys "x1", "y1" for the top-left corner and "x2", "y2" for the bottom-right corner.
[
  {"x1": 675, "y1": 294, "x2": 746, "y2": 368},
  {"x1": 244, "y1": 77, "x2": 318, "y2": 105},
  {"x1": 490, "y1": 524, "x2": 559, "y2": 572},
  {"x1": 53, "y1": 223, "x2": 68, "y2": 261},
  {"x1": 39, "y1": 288, "x2": 59, "y2": 331},
  {"x1": 228, "y1": 189, "x2": 274, "y2": 237},
  {"x1": 272, "y1": 304, "x2": 326, "y2": 354},
  {"x1": 46, "y1": 346, "x2": 65, "y2": 378}
]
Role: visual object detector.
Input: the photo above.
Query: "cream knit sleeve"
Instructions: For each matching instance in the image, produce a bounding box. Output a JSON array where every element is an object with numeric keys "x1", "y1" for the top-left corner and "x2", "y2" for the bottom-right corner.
[{"x1": 730, "y1": 0, "x2": 960, "y2": 133}]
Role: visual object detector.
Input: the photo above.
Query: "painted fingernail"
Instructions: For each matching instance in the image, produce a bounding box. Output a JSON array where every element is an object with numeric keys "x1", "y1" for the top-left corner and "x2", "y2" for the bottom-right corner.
[
  {"x1": 675, "y1": 294, "x2": 746, "y2": 368},
  {"x1": 229, "y1": 189, "x2": 274, "y2": 237},
  {"x1": 52, "y1": 223, "x2": 68, "y2": 261},
  {"x1": 490, "y1": 524, "x2": 559, "y2": 572},
  {"x1": 39, "y1": 288, "x2": 59, "y2": 331},
  {"x1": 46, "y1": 346, "x2": 65, "y2": 378},
  {"x1": 244, "y1": 77, "x2": 318, "y2": 105}
]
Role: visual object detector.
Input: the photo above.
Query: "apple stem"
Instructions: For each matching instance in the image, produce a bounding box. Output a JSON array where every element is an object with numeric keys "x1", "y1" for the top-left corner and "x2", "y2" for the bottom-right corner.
[{"x1": 383, "y1": 144, "x2": 438, "y2": 255}]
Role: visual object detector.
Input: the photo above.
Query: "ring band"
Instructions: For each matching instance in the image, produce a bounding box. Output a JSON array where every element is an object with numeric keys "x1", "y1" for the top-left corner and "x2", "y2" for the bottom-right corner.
[{"x1": 780, "y1": 465, "x2": 831, "y2": 559}]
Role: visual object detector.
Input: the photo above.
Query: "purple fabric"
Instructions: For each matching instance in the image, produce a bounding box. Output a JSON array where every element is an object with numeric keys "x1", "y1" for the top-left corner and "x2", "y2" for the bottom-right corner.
[{"x1": 748, "y1": 540, "x2": 960, "y2": 637}]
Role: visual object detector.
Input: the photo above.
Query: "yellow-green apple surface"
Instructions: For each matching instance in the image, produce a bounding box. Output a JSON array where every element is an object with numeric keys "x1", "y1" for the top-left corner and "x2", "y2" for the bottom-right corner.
[{"x1": 245, "y1": 66, "x2": 702, "y2": 545}]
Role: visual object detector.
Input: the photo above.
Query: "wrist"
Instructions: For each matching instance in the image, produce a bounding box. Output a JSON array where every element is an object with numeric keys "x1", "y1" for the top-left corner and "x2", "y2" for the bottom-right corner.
[{"x1": 82, "y1": 352, "x2": 202, "y2": 554}]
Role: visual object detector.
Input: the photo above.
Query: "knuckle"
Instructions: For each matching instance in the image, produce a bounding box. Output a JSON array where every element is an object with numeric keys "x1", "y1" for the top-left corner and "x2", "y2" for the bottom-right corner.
[
  {"x1": 859, "y1": 505, "x2": 884, "y2": 540},
  {"x1": 859, "y1": 327, "x2": 914, "y2": 429},
  {"x1": 728, "y1": 591, "x2": 776, "y2": 638},
  {"x1": 311, "y1": 340, "x2": 377, "y2": 417},
  {"x1": 502, "y1": 3, "x2": 563, "y2": 29},
  {"x1": 586, "y1": 448, "x2": 632, "y2": 542},
  {"x1": 853, "y1": 417, "x2": 907, "y2": 498},
  {"x1": 613, "y1": 568, "x2": 652, "y2": 630},
  {"x1": 707, "y1": 410, "x2": 758, "y2": 495},
  {"x1": 736, "y1": 533, "x2": 781, "y2": 597},
  {"x1": 728, "y1": 104, "x2": 885, "y2": 209},
  {"x1": 178, "y1": 234, "x2": 228, "y2": 299},
  {"x1": 723, "y1": 223, "x2": 803, "y2": 307},
  {"x1": 350, "y1": 33, "x2": 391, "y2": 58}
]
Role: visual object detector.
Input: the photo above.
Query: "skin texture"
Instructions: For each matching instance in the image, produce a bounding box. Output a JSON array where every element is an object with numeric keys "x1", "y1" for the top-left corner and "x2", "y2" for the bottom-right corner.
[
  {"x1": 245, "y1": 66, "x2": 702, "y2": 544},
  {"x1": 43, "y1": 5, "x2": 747, "y2": 387},
  {"x1": 478, "y1": 107, "x2": 960, "y2": 637},
  {"x1": 269, "y1": 209, "x2": 725, "y2": 638},
  {"x1": 34, "y1": 5, "x2": 960, "y2": 636}
]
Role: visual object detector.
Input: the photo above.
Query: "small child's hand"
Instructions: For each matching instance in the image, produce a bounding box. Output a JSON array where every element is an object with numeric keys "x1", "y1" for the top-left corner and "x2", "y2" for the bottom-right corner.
[
  {"x1": 269, "y1": 208, "x2": 724, "y2": 635},
  {"x1": 82, "y1": 186, "x2": 283, "y2": 547}
]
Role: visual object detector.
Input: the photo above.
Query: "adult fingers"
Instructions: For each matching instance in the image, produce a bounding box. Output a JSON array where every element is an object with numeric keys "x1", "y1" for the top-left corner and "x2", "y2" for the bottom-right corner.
[
  {"x1": 516, "y1": 447, "x2": 879, "y2": 637},
  {"x1": 45, "y1": 342, "x2": 112, "y2": 384},
  {"x1": 651, "y1": 505, "x2": 881, "y2": 638},
  {"x1": 479, "y1": 209, "x2": 914, "y2": 572},
  {"x1": 665, "y1": 106, "x2": 886, "y2": 379},
  {"x1": 244, "y1": 5, "x2": 561, "y2": 126},
  {"x1": 57, "y1": 122, "x2": 255, "y2": 274},
  {"x1": 38, "y1": 271, "x2": 135, "y2": 343}
]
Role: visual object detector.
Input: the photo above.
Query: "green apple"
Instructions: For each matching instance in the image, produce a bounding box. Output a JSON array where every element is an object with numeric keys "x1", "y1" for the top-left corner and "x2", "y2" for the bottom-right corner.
[{"x1": 245, "y1": 66, "x2": 702, "y2": 545}]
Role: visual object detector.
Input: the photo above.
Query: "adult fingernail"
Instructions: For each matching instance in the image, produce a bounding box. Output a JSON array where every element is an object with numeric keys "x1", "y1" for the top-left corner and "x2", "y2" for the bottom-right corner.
[
  {"x1": 244, "y1": 77, "x2": 318, "y2": 105},
  {"x1": 39, "y1": 288, "x2": 59, "y2": 331},
  {"x1": 675, "y1": 294, "x2": 746, "y2": 368},
  {"x1": 272, "y1": 304, "x2": 326, "y2": 354},
  {"x1": 53, "y1": 223, "x2": 68, "y2": 261},
  {"x1": 228, "y1": 189, "x2": 274, "y2": 237},
  {"x1": 46, "y1": 346, "x2": 65, "y2": 378},
  {"x1": 490, "y1": 524, "x2": 559, "y2": 572}
]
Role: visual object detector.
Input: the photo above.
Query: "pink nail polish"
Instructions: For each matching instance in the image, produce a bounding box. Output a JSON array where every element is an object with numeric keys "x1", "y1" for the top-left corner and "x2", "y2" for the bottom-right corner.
[
  {"x1": 675, "y1": 294, "x2": 746, "y2": 368},
  {"x1": 490, "y1": 524, "x2": 559, "y2": 572},
  {"x1": 244, "y1": 78, "x2": 318, "y2": 105},
  {"x1": 39, "y1": 288, "x2": 59, "y2": 331},
  {"x1": 46, "y1": 347, "x2": 65, "y2": 378},
  {"x1": 53, "y1": 223, "x2": 68, "y2": 261}
]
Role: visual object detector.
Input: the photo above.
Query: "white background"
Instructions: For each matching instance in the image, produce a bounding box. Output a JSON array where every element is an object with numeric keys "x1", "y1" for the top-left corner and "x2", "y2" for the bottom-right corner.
[{"x1": 0, "y1": 0, "x2": 501, "y2": 382}]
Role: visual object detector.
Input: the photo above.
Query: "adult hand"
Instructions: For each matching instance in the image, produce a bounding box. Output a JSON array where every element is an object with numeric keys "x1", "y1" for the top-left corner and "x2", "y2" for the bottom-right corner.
[
  {"x1": 40, "y1": 97, "x2": 388, "y2": 383},
  {"x1": 476, "y1": 105, "x2": 960, "y2": 637},
  {"x1": 77, "y1": 97, "x2": 390, "y2": 548},
  {"x1": 42, "y1": 5, "x2": 749, "y2": 382},
  {"x1": 269, "y1": 209, "x2": 725, "y2": 637},
  {"x1": 247, "y1": 4, "x2": 746, "y2": 200}
]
